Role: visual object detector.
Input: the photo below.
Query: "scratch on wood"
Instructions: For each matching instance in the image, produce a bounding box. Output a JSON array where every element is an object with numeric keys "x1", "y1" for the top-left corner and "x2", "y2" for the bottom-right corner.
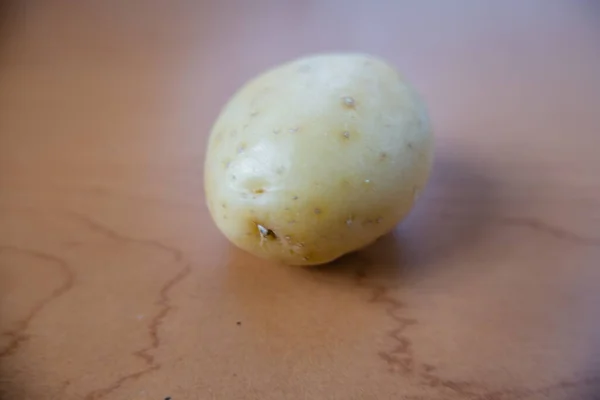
[
  {"x1": 360, "y1": 264, "x2": 600, "y2": 399},
  {"x1": 0, "y1": 246, "x2": 75, "y2": 358},
  {"x1": 499, "y1": 216, "x2": 600, "y2": 247},
  {"x1": 63, "y1": 213, "x2": 192, "y2": 400}
]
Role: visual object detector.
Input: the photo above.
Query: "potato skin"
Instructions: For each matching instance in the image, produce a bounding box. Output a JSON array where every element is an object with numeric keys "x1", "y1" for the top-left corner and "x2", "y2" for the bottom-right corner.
[{"x1": 204, "y1": 53, "x2": 433, "y2": 266}]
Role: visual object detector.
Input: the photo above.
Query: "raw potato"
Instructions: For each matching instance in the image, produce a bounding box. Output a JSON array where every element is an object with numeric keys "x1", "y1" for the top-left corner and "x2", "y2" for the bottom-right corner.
[{"x1": 204, "y1": 53, "x2": 433, "y2": 266}]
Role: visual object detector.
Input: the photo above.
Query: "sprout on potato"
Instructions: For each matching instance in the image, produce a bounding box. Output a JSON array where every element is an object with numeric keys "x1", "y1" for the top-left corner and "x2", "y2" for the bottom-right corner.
[{"x1": 204, "y1": 53, "x2": 433, "y2": 266}]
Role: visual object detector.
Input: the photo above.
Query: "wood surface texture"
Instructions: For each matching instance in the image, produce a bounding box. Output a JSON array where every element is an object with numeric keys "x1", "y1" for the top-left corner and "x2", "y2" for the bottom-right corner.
[{"x1": 1, "y1": 1, "x2": 599, "y2": 399}]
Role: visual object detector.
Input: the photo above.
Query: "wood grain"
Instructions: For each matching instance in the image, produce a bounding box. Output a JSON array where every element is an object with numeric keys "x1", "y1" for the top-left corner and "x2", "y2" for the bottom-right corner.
[{"x1": 1, "y1": 1, "x2": 599, "y2": 399}]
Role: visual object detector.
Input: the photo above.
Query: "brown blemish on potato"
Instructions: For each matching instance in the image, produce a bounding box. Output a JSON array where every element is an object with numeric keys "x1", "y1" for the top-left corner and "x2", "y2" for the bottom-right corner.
[
  {"x1": 242, "y1": 177, "x2": 269, "y2": 195},
  {"x1": 379, "y1": 152, "x2": 388, "y2": 161},
  {"x1": 339, "y1": 178, "x2": 352, "y2": 188},
  {"x1": 257, "y1": 224, "x2": 276, "y2": 239},
  {"x1": 341, "y1": 96, "x2": 356, "y2": 109},
  {"x1": 221, "y1": 203, "x2": 227, "y2": 209},
  {"x1": 362, "y1": 216, "x2": 382, "y2": 226}
]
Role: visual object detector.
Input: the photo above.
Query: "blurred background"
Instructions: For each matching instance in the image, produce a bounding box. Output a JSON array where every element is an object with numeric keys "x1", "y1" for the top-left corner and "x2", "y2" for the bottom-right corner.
[{"x1": 1, "y1": 1, "x2": 599, "y2": 400}]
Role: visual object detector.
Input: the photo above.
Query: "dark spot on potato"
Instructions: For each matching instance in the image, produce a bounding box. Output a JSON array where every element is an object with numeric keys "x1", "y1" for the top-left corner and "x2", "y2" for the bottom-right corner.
[
  {"x1": 314, "y1": 208, "x2": 322, "y2": 215},
  {"x1": 292, "y1": 196, "x2": 298, "y2": 200},
  {"x1": 221, "y1": 203, "x2": 227, "y2": 208},
  {"x1": 379, "y1": 152, "x2": 387, "y2": 160},
  {"x1": 407, "y1": 142, "x2": 413, "y2": 149},
  {"x1": 257, "y1": 224, "x2": 277, "y2": 239},
  {"x1": 231, "y1": 175, "x2": 237, "y2": 181},
  {"x1": 242, "y1": 177, "x2": 269, "y2": 195}
]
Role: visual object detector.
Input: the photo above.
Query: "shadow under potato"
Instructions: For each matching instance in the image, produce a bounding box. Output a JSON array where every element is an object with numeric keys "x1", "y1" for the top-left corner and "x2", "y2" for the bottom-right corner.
[
  {"x1": 226, "y1": 148, "x2": 498, "y2": 292},
  {"x1": 309, "y1": 149, "x2": 497, "y2": 287}
]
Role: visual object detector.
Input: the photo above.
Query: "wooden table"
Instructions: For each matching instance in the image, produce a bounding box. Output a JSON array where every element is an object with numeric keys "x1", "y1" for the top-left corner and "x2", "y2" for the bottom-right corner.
[{"x1": 1, "y1": 1, "x2": 599, "y2": 399}]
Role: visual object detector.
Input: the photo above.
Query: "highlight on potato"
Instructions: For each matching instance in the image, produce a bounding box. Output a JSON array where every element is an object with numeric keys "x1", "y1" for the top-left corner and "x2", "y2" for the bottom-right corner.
[{"x1": 204, "y1": 53, "x2": 433, "y2": 266}]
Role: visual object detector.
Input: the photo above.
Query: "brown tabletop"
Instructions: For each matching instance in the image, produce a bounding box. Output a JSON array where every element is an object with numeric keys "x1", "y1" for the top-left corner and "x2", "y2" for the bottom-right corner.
[{"x1": 1, "y1": 1, "x2": 599, "y2": 399}]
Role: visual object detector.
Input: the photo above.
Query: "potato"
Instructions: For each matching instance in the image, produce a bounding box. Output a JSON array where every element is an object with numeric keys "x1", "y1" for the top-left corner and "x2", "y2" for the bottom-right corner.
[{"x1": 204, "y1": 53, "x2": 433, "y2": 266}]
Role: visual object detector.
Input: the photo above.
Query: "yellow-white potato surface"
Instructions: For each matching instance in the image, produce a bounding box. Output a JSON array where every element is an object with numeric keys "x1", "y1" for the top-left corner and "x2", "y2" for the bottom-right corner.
[{"x1": 204, "y1": 53, "x2": 433, "y2": 266}]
